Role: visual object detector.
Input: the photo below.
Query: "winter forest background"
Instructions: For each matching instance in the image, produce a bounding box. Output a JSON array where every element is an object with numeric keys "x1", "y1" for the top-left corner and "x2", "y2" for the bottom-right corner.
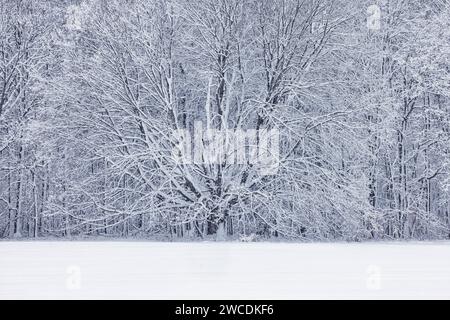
[{"x1": 1, "y1": 0, "x2": 450, "y2": 241}]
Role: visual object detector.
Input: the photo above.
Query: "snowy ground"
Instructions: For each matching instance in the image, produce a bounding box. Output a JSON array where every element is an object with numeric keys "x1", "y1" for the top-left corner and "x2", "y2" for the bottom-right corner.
[{"x1": 0, "y1": 241, "x2": 449, "y2": 299}]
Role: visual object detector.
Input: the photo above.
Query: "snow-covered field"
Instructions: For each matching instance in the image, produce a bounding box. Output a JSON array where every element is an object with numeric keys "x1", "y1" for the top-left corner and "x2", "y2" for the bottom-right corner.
[{"x1": 1, "y1": 241, "x2": 449, "y2": 299}]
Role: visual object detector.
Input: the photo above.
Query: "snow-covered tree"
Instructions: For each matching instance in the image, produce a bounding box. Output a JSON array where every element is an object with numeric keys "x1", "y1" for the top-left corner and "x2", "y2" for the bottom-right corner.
[{"x1": 1, "y1": 0, "x2": 449, "y2": 241}]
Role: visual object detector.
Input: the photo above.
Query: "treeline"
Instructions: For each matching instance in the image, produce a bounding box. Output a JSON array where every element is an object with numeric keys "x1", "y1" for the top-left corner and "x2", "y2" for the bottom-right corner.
[{"x1": 1, "y1": 0, "x2": 450, "y2": 240}]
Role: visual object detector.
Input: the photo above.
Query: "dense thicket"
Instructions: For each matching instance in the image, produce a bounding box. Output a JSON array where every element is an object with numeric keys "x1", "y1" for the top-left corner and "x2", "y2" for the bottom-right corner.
[{"x1": 1, "y1": 0, "x2": 450, "y2": 240}]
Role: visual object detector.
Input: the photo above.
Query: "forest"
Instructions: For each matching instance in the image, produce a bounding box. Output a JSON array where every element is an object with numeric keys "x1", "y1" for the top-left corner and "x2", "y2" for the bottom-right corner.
[{"x1": 1, "y1": 0, "x2": 450, "y2": 241}]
